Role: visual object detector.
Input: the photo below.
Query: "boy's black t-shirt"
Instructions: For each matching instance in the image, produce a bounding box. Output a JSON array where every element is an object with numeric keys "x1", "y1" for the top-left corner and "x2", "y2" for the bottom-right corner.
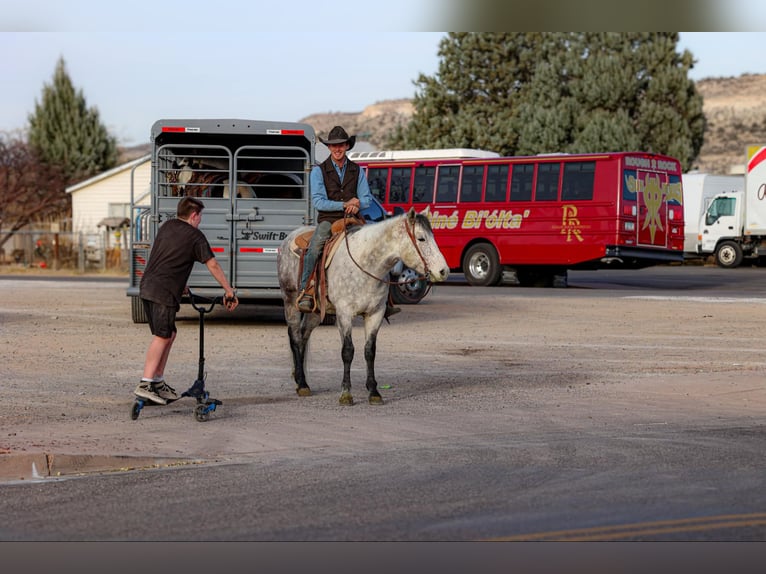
[{"x1": 139, "y1": 218, "x2": 214, "y2": 308}]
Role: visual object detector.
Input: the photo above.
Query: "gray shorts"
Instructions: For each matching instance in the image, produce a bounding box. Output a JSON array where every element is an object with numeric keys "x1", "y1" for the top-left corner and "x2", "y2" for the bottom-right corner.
[{"x1": 142, "y1": 299, "x2": 177, "y2": 339}]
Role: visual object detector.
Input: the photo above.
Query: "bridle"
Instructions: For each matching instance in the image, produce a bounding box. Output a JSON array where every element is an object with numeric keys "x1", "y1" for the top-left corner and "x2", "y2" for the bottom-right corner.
[{"x1": 343, "y1": 213, "x2": 432, "y2": 288}]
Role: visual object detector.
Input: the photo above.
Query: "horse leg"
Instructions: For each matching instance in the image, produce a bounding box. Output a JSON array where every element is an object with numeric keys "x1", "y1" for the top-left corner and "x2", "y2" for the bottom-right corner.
[
  {"x1": 286, "y1": 303, "x2": 315, "y2": 396},
  {"x1": 364, "y1": 319, "x2": 383, "y2": 405},
  {"x1": 338, "y1": 320, "x2": 354, "y2": 406}
]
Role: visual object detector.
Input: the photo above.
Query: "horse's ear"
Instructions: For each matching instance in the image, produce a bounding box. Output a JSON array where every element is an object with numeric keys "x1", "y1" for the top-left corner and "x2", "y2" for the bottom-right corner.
[{"x1": 407, "y1": 207, "x2": 417, "y2": 224}]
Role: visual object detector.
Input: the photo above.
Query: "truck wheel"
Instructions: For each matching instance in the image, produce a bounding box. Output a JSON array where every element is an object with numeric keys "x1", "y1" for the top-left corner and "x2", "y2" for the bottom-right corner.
[
  {"x1": 131, "y1": 296, "x2": 148, "y2": 323},
  {"x1": 463, "y1": 243, "x2": 502, "y2": 286},
  {"x1": 389, "y1": 266, "x2": 429, "y2": 305},
  {"x1": 715, "y1": 241, "x2": 743, "y2": 268}
]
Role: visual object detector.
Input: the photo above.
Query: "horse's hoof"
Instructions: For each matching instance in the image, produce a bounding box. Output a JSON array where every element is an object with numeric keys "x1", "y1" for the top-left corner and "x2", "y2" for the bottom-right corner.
[
  {"x1": 339, "y1": 392, "x2": 354, "y2": 406},
  {"x1": 296, "y1": 386, "x2": 312, "y2": 397},
  {"x1": 369, "y1": 395, "x2": 383, "y2": 405}
]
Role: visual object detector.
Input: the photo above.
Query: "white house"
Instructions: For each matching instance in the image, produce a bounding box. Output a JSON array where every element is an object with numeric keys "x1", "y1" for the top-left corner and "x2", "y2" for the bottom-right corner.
[{"x1": 66, "y1": 154, "x2": 151, "y2": 243}]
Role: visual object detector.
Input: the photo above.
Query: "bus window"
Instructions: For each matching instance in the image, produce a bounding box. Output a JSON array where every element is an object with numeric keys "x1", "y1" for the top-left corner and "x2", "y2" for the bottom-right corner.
[
  {"x1": 436, "y1": 165, "x2": 460, "y2": 202},
  {"x1": 485, "y1": 164, "x2": 509, "y2": 202},
  {"x1": 389, "y1": 167, "x2": 412, "y2": 203},
  {"x1": 367, "y1": 167, "x2": 388, "y2": 202},
  {"x1": 413, "y1": 166, "x2": 435, "y2": 203},
  {"x1": 460, "y1": 165, "x2": 484, "y2": 202},
  {"x1": 535, "y1": 163, "x2": 560, "y2": 201},
  {"x1": 561, "y1": 161, "x2": 595, "y2": 201},
  {"x1": 623, "y1": 170, "x2": 637, "y2": 201},
  {"x1": 510, "y1": 163, "x2": 534, "y2": 201}
]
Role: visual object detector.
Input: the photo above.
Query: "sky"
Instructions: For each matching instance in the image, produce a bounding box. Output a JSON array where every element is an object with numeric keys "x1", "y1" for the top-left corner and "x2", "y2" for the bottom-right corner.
[{"x1": 2, "y1": 1, "x2": 766, "y2": 147}]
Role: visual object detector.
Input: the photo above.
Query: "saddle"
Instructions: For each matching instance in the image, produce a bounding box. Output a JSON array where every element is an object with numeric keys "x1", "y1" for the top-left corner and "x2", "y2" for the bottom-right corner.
[{"x1": 292, "y1": 215, "x2": 366, "y2": 320}]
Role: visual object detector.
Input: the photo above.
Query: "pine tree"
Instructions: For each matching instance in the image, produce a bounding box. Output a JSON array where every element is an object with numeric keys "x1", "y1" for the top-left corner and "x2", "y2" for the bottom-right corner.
[
  {"x1": 27, "y1": 56, "x2": 118, "y2": 185},
  {"x1": 391, "y1": 33, "x2": 705, "y2": 171}
]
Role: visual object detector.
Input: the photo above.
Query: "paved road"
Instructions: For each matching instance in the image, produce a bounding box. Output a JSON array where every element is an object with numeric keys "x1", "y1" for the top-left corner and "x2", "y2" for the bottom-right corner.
[{"x1": 1, "y1": 265, "x2": 765, "y2": 542}]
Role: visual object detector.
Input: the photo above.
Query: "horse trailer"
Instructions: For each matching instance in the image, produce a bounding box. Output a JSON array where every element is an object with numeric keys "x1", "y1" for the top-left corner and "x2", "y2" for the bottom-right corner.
[{"x1": 127, "y1": 118, "x2": 429, "y2": 323}]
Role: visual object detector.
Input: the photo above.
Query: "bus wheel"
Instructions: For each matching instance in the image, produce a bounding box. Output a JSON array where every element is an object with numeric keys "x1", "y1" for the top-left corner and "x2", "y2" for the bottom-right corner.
[
  {"x1": 463, "y1": 243, "x2": 502, "y2": 286},
  {"x1": 715, "y1": 241, "x2": 743, "y2": 268}
]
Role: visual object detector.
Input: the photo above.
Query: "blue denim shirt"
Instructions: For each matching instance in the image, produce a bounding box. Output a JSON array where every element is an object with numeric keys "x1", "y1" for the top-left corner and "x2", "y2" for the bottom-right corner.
[{"x1": 309, "y1": 158, "x2": 372, "y2": 213}]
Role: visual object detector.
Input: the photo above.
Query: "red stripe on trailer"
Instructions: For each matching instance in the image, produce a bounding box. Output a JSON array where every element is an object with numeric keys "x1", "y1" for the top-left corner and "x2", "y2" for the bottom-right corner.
[
  {"x1": 211, "y1": 247, "x2": 224, "y2": 253},
  {"x1": 161, "y1": 126, "x2": 185, "y2": 132}
]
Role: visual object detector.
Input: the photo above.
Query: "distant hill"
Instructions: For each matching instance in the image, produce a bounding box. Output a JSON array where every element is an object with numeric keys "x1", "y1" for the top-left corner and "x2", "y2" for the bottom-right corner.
[{"x1": 119, "y1": 75, "x2": 766, "y2": 174}]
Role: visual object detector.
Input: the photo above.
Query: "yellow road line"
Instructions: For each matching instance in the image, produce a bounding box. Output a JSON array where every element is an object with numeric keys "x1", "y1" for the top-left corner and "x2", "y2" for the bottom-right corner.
[{"x1": 490, "y1": 513, "x2": 766, "y2": 541}]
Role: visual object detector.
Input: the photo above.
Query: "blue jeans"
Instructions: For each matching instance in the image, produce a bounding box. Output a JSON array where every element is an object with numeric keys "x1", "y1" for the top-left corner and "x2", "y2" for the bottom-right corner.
[{"x1": 299, "y1": 220, "x2": 332, "y2": 292}]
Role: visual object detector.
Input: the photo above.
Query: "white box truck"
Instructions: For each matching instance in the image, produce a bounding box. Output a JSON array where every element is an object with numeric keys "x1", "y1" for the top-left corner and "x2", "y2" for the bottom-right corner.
[
  {"x1": 696, "y1": 146, "x2": 766, "y2": 267},
  {"x1": 681, "y1": 173, "x2": 744, "y2": 255}
]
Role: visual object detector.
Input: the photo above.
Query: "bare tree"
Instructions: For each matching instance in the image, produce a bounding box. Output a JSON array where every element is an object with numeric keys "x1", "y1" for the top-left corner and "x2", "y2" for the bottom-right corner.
[{"x1": 0, "y1": 132, "x2": 68, "y2": 251}]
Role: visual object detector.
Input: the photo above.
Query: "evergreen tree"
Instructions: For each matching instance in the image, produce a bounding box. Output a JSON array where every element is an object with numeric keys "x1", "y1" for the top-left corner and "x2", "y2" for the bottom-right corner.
[
  {"x1": 391, "y1": 33, "x2": 705, "y2": 171},
  {"x1": 27, "y1": 56, "x2": 118, "y2": 185}
]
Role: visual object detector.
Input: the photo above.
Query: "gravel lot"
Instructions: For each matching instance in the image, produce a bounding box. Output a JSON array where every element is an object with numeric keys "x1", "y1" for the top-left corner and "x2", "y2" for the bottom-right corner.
[{"x1": 2, "y1": 274, "x2": 765, "y2": 481}]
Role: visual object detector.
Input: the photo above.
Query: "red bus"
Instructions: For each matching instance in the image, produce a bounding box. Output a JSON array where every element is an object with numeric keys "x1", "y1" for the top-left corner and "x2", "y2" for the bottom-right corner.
[{"x1": 349, "y1": 149, "x2": 685, "y2": 286}]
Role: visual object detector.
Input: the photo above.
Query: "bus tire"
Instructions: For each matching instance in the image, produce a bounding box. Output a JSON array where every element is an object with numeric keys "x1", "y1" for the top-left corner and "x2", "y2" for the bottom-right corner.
[
  {"x1": 131, "y1": 296, "x2": 148, "y2": 323},
  {"x1": 463, "y1": 243, "x2": 502, "y2": 286},
  {"x1": 715, "y1": 241, "x2": 743, "y2": 268}
]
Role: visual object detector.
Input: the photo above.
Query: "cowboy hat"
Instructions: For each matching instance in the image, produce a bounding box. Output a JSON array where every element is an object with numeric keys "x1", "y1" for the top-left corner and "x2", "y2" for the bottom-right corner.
[{"x1": 319, "y1": 126, "x2": 356, "y2": 150}]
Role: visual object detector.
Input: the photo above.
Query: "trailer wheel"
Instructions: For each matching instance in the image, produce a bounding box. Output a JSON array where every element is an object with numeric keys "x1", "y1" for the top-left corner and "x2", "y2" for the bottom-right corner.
[
  {"x1": 715, "y1": 241, "x2": 743, "y2": 268},
  {"x1": 131, "y1": 296, "x2": 148, "y2": 323},
  {"x1": 463, "y1": 243, "x2": 502, "y2": 286}
]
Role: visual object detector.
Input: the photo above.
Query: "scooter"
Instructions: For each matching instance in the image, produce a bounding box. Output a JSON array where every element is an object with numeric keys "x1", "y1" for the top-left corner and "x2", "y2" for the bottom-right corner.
[{"x1": 131, "y1": 292, "x2": 224, "y2": 422}]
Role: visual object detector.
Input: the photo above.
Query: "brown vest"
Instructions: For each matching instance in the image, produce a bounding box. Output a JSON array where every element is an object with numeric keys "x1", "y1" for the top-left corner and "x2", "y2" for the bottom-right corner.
[{"x1": 317, "y1": 157, "x2": 360, "y2": 224}]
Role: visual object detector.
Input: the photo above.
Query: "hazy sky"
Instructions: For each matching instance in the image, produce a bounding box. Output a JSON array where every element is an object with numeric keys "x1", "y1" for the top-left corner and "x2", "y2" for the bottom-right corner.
[{"x1": 2, "y1": 6, "x2": 766, "y2": 147}]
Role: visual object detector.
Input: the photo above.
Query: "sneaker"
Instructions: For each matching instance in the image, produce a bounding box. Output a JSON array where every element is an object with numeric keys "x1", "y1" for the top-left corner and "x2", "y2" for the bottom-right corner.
[
  {"x1": 134, "y1": 381, "x2": 167, "y2": 405},
  {"x1": 297, "y1": 294, "x2": 315, "y2": 313},
  {"x1": 152, "y1": 380, "x2": 178, "y2": 402}
]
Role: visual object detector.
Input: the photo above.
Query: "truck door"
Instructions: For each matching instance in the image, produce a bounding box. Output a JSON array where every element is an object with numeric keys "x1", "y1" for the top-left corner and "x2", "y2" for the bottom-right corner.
[
  {"x1": 699, "y1": 194, "x2": 739, "y2": 254},
  {"x1": 231, "y1": 145, "x2": 311, "y2": 290}
]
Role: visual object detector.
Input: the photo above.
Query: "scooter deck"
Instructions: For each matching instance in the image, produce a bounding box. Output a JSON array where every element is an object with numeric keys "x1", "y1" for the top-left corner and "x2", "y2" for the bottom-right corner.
[{"x1": 131, "y1": 394, "x2": 222, "y2": 422}]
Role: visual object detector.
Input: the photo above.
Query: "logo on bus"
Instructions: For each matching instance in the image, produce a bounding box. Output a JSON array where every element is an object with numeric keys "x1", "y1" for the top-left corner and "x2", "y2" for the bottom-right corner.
[
  {"x1": 556, "y1": 205, "x2": 586, "y2": 242},
  {"x1": 626, "y1": 175, "x2": 682, "y2": 243}
]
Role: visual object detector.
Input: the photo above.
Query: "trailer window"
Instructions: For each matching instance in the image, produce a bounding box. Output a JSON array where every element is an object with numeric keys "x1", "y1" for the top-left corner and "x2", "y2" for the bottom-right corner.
[{"x1": 436, "y1": 165, "x2": 460, "y2": 203}]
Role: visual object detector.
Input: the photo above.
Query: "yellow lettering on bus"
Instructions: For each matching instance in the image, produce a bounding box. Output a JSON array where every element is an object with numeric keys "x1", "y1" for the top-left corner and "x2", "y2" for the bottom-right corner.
[
  {"x1": 429, "y1": 209, "x2": 460, "y2": 230},
  {"x1": 560, "y1": 205, "x2": 584, "y2": 242}
]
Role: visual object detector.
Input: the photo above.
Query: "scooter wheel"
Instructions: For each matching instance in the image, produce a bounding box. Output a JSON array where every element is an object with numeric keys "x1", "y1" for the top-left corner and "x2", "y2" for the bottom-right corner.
[
  {"x1": 194, "y1": 404, "x2": 209, "y2": 422},
  {"x1": 130, "y1": 401, "x2": 141, "y2": 421}
]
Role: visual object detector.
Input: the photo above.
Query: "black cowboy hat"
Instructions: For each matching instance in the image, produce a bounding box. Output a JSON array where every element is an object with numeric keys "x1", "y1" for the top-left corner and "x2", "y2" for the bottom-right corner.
[{"x1": 319, "y1": 126, "x2": 356, "y2": 150}]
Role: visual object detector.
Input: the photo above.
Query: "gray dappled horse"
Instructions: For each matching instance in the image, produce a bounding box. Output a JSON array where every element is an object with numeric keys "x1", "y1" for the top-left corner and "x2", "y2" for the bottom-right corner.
[{"x1": 277, "y1": 208, "x2": 450, "y2": 405}]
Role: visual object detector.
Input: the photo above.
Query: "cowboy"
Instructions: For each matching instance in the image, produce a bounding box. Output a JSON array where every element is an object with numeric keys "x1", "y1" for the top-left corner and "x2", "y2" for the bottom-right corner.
[{"x1": 297, "y1": 126, "x2": 399, "y2": 318}]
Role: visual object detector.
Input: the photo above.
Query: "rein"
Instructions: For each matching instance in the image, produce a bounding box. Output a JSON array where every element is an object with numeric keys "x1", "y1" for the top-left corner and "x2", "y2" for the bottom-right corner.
[{"x1": 342, "y1": 213, "x2": 431, "y2": 287}]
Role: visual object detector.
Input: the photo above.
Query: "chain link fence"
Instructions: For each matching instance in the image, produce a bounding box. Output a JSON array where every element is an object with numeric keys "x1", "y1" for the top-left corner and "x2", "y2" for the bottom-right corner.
[{"x1": 0, "y1": 229, "x2": 128, "y2": 273}]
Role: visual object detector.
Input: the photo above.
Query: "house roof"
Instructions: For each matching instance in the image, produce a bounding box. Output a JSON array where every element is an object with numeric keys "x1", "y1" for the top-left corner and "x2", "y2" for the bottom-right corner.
[{"x1": 65, "y1": 154, "x2": 151, "y2": 194}]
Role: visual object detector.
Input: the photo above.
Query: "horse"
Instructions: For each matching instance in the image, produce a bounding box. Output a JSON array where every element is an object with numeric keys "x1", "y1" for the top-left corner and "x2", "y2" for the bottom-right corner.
[{"x1": 277, "y1": 208, "x2": 450, "y2": 406}]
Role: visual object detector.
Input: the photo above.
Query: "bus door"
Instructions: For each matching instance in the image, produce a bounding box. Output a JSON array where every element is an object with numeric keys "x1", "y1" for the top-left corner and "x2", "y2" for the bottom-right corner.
[
  {"x1": 624, "y1": 168, "x2": 669, "y2": 248},
  {"x1": 154, "y1": 144, "x2": 233, "y2": 288},
  {"x1": 231, "y1": 145, "x2": 311, "y2": 289}
]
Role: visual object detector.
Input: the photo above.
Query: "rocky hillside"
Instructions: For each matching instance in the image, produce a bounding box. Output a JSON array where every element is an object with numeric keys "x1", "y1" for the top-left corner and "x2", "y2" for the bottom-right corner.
[
  {"x1": 692, "y1": 74, "x2": 766, "y2": 173},
  {"x1": 121, "y1": 75, "x2": 766, "y2": 175}
]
